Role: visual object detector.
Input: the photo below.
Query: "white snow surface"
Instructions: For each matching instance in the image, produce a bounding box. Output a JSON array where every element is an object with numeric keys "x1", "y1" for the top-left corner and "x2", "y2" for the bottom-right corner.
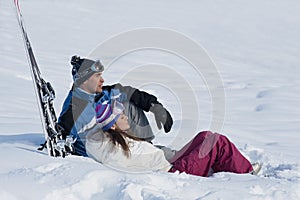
[{"x1": 1, "y1": 0, "x2": 300, "y2": 199}]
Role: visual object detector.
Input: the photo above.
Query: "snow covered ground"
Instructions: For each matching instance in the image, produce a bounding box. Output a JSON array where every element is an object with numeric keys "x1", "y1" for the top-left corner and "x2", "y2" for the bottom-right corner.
[{"x1": 1, "y1": 0, "x2": 300, "y2": 199}]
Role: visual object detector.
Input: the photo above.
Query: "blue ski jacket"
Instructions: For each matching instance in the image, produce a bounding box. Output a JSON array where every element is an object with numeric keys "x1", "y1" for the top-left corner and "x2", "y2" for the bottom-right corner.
[{"x1": 57, "y1": 83, "x2": 160, "y2": 156}]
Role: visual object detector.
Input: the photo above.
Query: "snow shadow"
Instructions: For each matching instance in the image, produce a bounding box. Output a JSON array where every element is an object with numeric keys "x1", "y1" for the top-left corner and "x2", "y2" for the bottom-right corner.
[{"x1": 0, "y1": 133, "x2": 44, "y2": 146}]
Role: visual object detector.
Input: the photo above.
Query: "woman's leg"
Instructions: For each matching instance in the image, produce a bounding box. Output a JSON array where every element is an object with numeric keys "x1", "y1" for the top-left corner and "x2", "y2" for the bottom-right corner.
[
  {"x1": 170, "y1": 131, "x2": 253, "y2": 177},
  {"x1": 210, "y1": 134, "x2": 253, "y2": 174}
]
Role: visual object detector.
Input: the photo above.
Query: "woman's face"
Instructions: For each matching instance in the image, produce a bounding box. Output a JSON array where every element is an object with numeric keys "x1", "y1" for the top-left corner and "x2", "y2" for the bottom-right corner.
[{"x1": 115, "y1": 113, "x2": 130, "y2": 131}]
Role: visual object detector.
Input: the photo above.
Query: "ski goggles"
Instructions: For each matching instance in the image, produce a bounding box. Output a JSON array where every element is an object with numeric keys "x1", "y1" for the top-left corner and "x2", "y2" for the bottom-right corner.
[
  {"x1": 112, "y1": 100, "x2": 125, "y2": 115},
  {"x1": 74, "y1": 60, "x2": 104, "y2": 81}
]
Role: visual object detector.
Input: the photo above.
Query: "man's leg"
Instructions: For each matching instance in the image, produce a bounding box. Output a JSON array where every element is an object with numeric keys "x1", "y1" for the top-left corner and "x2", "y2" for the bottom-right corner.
[{"x1": 123, "y1": 102, "x2": 155, "y2": 142}]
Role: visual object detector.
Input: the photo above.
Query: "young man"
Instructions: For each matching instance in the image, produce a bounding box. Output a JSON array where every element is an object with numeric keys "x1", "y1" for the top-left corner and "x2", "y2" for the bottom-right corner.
[{"x1": 58, "y1": 56, "x2": 173, "y2": 156}]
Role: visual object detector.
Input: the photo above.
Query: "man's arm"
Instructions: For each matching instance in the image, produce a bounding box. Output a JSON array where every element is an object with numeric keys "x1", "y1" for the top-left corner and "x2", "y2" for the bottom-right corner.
[
  {"x1": 102, "y1": 83, "x2": 157, "y2": 111},
  {"x1": 102, "y1": 83, "x2": 173, "y2": 132}
]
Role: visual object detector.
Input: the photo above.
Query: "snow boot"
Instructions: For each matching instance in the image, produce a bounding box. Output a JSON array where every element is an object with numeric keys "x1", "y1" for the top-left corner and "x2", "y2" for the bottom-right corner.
[{"x1": 250, "y1": 162, "x2": 262, "y2": 175}]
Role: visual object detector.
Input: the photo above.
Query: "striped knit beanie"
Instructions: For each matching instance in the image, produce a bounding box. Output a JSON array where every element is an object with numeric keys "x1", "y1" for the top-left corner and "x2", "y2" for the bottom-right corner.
[
  {"x1": 95, "y1": 103, "x2": 120, "y2": 131},
  {"x1": 71, "y1": 55, "x2": 104, "y2": 86}
]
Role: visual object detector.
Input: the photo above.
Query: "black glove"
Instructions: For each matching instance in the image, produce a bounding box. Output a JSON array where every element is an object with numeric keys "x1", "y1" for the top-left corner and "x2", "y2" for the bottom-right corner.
[{"x1": 149, "y1": 103, "x2": 173, "y2": 133}]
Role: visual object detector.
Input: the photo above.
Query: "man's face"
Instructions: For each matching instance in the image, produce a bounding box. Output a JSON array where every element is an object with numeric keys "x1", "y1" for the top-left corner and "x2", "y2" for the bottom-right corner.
[{"x1": 80, "y1": 72, "x2": 104, "y2": 94}]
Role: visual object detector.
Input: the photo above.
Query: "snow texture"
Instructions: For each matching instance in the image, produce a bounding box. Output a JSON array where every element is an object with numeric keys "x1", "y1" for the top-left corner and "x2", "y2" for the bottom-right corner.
[{"x1": 1, "y1": 0, "x2": 300, "y2": 199}]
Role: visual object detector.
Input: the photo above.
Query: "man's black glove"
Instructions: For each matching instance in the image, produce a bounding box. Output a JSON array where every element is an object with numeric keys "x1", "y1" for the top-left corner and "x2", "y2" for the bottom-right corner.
[{"x1": 149, "y1": 103, "x2": 173, "y2": 133}]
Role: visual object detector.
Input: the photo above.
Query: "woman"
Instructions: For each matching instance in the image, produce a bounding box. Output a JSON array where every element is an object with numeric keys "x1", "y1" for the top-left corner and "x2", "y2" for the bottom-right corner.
[{"x1": 86, "y1": 100, "x2": 260, "y2": 176}]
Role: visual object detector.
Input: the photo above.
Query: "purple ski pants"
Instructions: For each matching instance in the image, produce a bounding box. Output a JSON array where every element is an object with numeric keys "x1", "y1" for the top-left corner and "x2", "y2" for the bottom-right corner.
[{"x1": 169, "y1": 131, "x2": 253, "y2": 177}]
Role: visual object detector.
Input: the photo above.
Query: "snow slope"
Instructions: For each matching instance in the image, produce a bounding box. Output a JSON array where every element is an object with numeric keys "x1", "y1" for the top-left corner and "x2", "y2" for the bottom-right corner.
[{"x1": 1, "y1": 0, "x2": 300, "y2": 199}]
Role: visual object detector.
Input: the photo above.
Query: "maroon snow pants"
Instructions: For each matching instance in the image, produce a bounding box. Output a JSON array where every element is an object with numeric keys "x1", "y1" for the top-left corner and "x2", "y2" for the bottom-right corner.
[{"x1": 169, "y1": 131, "x2": 253, "y2": 177}]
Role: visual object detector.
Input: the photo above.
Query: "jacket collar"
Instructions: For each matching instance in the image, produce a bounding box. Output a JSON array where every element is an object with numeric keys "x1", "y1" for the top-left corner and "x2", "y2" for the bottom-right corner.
[{"x1": 73, "y1": 87, "x2": 96, "y2": 103}]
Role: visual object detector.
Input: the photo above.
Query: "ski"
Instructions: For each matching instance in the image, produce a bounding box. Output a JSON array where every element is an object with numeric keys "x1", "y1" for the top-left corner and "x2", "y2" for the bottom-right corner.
[{"x1": 13, "y1": 0, "x2": 74, "y2": 157}]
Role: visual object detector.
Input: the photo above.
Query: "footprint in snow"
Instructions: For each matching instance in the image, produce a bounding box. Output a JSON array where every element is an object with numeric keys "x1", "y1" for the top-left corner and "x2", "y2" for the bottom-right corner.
[
  {"x1": 256, "y1": 90, "x2": 271, "y2": 99},
  {"x1": 255, "y1": 104, "x2": 268, "y2": 112}
]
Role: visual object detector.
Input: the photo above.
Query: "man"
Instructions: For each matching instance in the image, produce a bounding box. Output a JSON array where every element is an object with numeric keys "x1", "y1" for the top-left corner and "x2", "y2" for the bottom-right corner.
[{"x1": 58, "y1": 55, "x2": 173, "y2": 156}]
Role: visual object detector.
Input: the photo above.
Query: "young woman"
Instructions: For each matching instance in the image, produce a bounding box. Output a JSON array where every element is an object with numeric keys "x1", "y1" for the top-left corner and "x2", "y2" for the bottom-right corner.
[{"x1": 86, "y1": 100, "x2": 260, "y2": 176}]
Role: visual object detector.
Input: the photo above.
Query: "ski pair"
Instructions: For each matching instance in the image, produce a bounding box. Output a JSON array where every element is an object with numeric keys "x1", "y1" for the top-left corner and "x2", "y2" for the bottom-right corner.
[{"x1": 13, "y1": 0, "x2": 74, "y2": 157}]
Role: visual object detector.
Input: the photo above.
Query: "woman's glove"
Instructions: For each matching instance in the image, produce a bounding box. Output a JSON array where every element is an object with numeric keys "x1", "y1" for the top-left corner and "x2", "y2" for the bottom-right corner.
[{"x1": 149, "y1": 103, "x2": 173, "y2": 133}]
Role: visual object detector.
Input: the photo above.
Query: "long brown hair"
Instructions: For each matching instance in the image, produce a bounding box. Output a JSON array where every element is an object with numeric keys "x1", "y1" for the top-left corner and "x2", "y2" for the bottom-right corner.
[{"x1": 105, "y1": 128, "x2": 143, "y2": 157}]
